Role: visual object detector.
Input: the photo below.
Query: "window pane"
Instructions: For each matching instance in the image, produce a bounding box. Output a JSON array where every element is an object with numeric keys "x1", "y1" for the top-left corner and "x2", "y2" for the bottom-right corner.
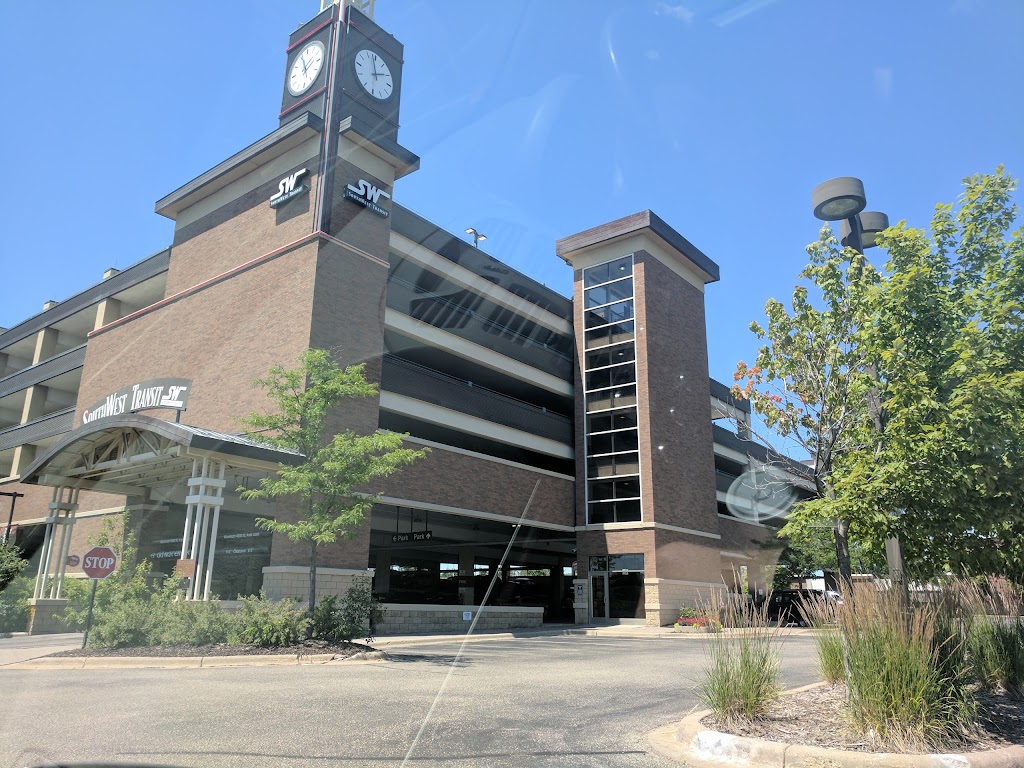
[
  {"x1": 584, "y1": 299, "x2": 633, "y2": 329},
  {"x1": 583, "y1": 255, "x2": 632, "y2": 288},
  {"x1": 584, "y1": 277, "x2": 633, "y2": 308},
  {"x1": 584, "y1": 321, "x2": 634, "y2": 349},
  {"x1": 587, "y1": 503, "x2": 614, "y2": 524},
  {"x1": 588, "y1": 433, "x2": 614, "y2": 455},
  {"x1": 587, "y1": 452, "x2": 640, "y2": 477},
  {"x1": 614, "y1": 499, "x2": 642, "y2": 522},
  {"x1": 584, "y1": 343, "x2": 635, "y2": 371},
  {"x1": 608, "y1": 553, "x2": 644, "y2": 572}
]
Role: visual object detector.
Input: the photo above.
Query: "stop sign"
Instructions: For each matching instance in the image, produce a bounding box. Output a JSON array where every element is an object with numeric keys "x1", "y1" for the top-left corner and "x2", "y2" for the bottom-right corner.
[{"x1": 82, "y1": 546, "x2": 117, "y2": 579}]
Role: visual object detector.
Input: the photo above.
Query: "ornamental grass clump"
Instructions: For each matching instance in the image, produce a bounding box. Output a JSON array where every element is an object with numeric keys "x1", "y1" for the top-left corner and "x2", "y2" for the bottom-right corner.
[
  {"x1": 839, "y1": 584, "x2": 975, "y2": 752},
  {"x1": 961, "y1": 578, "x2": 1024, "y2": 698},
  {"x1": 798, "y1": 592, "x2": 845, "y2": 684},
  {"x1": 696, "y1": 592, "x2": 781, "y2": 724}
]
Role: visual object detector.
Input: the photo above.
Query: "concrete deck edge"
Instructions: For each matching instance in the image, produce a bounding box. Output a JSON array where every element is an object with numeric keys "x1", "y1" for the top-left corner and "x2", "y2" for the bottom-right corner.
[{"x1": 647, "y1": 683, "x2": 1024, "y2": 768}]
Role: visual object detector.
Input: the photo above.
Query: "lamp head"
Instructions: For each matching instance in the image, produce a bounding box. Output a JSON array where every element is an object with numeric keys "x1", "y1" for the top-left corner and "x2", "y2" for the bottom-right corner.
[{"x1": 812, "y1": 176, "x2": 867, "y2": 221}]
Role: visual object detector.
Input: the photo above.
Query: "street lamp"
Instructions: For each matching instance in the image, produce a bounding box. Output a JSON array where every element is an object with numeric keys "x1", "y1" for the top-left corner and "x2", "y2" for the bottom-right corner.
[
  {"x1": 810, "y1": 177, "x2": 904, "y2": 592},
  {"x1": 811, "y1": 176, "x2": 889, "y2": 252},
  {"x1": 465, "y1": 227, "x2": 487, "y2": 248}
]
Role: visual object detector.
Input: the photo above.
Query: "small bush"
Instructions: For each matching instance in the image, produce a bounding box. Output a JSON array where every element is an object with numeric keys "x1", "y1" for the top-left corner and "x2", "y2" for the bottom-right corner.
[
  {"x1": 234, "y1": 592, "x2": 309, "y2": 647},
  {"x1": 159, "y1": 599, "x2": 235, "y2": 646},
  {"x1": 696, "y1": 593, "x2": 781, "y2": 723},
  {"x1": 0, "y1": 541, "x2": 28, "y2": 591},
  {"x1": 0, "y1": 575, "x2": 33, "y2": 635},
  {"x1": 313, "y1": 582, "x2": 385, "y2": 642}
]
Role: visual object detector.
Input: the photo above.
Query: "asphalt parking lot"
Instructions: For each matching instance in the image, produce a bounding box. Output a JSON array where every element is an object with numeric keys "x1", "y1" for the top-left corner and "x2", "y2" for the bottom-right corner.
[{"x1": 1, "y1": 633, "x2": 822, "y2": 768}]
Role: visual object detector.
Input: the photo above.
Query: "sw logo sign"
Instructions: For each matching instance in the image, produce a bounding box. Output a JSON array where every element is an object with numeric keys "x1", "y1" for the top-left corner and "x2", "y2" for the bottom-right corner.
[
  {"x1": 344, "y1": 178, "x2": 391, "y2": 218},
  {"x1": 269, "y1": 168, "x2": 309, "y2": 209}
]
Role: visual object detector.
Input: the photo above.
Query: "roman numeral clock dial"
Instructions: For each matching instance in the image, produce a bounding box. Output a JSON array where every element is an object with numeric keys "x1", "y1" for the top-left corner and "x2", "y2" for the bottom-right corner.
[
  {"x1": 288, "y1": 41, "x2": 325, "y2": 96},
  {"x1": 354, "y1": 49, "x2": 393, "y2": 100}
]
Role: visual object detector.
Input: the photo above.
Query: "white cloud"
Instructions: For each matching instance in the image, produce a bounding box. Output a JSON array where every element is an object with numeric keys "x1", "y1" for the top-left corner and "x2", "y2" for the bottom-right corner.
[
  {"x1": 655, "y1": 2, "x2": 695, "y2": 23},
  {"x1": 874, "y1": 67, "x2": 893, "y2": 100}
]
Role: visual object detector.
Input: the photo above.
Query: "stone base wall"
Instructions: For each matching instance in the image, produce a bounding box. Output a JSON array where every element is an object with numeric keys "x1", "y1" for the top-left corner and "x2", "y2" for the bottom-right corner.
[
  {"x1": 27, "y1": 598, "x2": 71, "y2": 635},
  {"x1": 377, "y1": 604, "x2": 544, "y2": 635},
  {"x1": 643, "y1": 578, "x2": 728, "y2": 626},
  {"x1": 261, "y1": 566, "x2": 372, "y2": 602},
  {"x1": 572, "y1": 578, "x2": 589, "y2": 624}
]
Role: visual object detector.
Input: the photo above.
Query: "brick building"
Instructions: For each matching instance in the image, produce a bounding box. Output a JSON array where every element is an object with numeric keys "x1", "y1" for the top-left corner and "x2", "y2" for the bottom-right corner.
[{"x1": 0, "y1": 1, "x2": 806, "y2": 633}]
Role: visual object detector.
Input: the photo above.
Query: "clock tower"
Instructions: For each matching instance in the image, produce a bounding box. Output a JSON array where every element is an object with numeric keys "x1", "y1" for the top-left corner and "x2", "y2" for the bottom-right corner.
[{"x1": 279, "y1": 1, "x2": 405, "y2": 146}]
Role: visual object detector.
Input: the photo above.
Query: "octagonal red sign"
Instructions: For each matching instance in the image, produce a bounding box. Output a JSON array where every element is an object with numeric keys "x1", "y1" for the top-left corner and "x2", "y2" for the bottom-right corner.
[{"x1": 82, "y1": 546, "x2": 117, "y2": 579}]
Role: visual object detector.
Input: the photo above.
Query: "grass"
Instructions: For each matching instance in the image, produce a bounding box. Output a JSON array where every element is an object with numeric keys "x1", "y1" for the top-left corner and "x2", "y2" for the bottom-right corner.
[
  {"x1": 836, "y1": 584, "x2": 976, "y2": 752},
  {"x1": 695, "y1": 592, "x2": 782, "y2": 724}
]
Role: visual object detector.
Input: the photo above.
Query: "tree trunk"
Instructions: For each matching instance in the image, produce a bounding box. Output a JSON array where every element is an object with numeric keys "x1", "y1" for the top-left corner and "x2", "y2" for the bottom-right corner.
[
  {"x1": 833, "y1": 518, "x2": 853, "y2": 585},
  {"x1": 307, "y1": 539, "x2": 317, "y2": 638}
]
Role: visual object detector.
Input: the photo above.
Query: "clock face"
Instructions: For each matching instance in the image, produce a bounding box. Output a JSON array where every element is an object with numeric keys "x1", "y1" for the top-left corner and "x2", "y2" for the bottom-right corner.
[
  {"x1": 288, "y1": 41, "x2": 325, "y2": 96},
  {"x1": 353, "y1": 49, "x2": 394, "y2": 100}
]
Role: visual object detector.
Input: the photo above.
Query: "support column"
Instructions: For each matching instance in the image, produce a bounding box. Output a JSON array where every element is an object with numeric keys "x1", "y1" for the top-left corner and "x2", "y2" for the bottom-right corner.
[
  {"x1": 374, "y1": 548, "x2": 392, "y2": 595},
  {"x1": 182, "y1": 458, "x2": 226, "y2": 600},
  {"x1": 93, "y1": 297, "x2": 122, "y2": 331},
  {"x1": 458, "y1": 549, "x2": 475, "y2": 606}
]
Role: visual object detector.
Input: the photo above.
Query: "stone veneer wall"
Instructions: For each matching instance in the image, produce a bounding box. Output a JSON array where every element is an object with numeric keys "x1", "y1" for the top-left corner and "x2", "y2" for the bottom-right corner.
[
  {"x1": 644, "y1": 578, "x2": 728, "y2": 626},
  {"x1": 261, "y1": 565, "x2": 373, "y2": 602},
  {"x1": 26, "y1": 598, "x2": 72, "y2": 635},
  {"x1": 377, "y1": 604, "x2": 544, "y2": 635}
]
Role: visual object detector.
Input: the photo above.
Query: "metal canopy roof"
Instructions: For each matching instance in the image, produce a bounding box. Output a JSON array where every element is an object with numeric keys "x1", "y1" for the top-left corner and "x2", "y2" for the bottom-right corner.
[{"x1": 13, "y1": 414, "x2": 303, "y2": 496}]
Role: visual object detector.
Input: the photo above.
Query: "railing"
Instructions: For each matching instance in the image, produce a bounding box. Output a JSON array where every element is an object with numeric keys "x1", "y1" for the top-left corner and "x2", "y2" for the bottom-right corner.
[
  {"x1": 0, "y1": 345, "x2": 86, "y2": 400},
  {"x1": 380, "y1": 355, "x2": 572, "y2": 444},
  {"x1": 0, "y1": 408, "x2": 75, "y2": 452}
]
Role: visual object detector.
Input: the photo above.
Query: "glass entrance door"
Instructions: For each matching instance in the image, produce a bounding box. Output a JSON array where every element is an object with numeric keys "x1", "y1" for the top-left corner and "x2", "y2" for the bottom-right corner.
[{"x1": 589, "y1": 553, "x2": 644, "y2": 622}]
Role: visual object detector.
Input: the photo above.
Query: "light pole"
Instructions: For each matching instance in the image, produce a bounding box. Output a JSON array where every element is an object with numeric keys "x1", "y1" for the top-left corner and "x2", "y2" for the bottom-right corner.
[
  {"x1": 810, "y1": 177, "x2": 906, "y2": 591},
  {"x1": 465, "y1": 227, "x2": 487, "y2": 248},
  {"x1": 2, "y1": 491, "x2": 24, "y2": 542}
]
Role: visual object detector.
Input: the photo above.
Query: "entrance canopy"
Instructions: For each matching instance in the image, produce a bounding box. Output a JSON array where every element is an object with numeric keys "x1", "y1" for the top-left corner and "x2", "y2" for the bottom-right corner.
[
  {"x1": 18, "y1": 414, "x2": 302, "y2": 495},
  {"x1": 14, "y1": 414, "x2": 303, "y2": 602}
]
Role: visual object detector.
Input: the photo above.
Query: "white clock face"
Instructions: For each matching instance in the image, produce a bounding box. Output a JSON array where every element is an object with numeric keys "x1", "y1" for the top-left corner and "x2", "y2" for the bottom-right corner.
[
  {"x1": 354, "y1": 49, "x2": 394, "y2": 100},
  {"x1": 288, "y1": 41, "x2": 325, "y2": 96}
]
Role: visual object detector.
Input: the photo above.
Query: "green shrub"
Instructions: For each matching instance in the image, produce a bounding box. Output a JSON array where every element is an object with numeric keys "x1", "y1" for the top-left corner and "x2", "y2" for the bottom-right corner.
[
  {"x1": 311, "y1": 581, "x2": 385, "y2": 642},
  {"x1": 0, "y1": 541, "x2": 27, "y2": 592},
  {"x1": 234, "y1": 592, "x2": 309, "y2": 647},
  {"x1": 158, "y1": 591, "x2": 236, "y2": 646},
  {"x1": 678, "y1": 606, "x2": 702, "y2": 620},
  {"x1": 696, "y1": 594, "x2": 781, "y2": 723},
  {"x1": 839, "y1": 585, "x2": 975, "y2": 752},
  {"x1": 0, "y1": 575, "x2": 33, "y2": 634}
]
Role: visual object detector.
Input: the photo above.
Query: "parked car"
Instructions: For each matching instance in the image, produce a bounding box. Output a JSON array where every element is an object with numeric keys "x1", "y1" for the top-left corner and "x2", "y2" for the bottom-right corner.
[{"x1": 764, "y1": 589, "x2": 843, "y2": 626}]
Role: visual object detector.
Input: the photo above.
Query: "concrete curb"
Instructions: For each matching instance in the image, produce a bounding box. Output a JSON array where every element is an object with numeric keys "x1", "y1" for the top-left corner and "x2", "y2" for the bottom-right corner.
[
  {"x1": 4, "y1": 651, "x2": 348, "y2": 670},
  {"x1": 647, "y1": 683, "x2": 1024, "y2": 768}
]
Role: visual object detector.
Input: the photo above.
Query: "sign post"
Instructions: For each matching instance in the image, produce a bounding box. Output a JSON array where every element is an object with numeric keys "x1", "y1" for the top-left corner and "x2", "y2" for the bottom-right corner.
[{"x1": 81, "y1": 546, "x2": 117, "y2": 649}]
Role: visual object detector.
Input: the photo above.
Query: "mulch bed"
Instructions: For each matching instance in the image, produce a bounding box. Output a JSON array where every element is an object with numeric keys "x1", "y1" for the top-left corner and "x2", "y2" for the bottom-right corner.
[
  {"x1": 49, "y1": 638, "x2": 374, "y2": 658},
  {"x1": 701, "y1": 684, "x2": 1024, "y2": 754}
]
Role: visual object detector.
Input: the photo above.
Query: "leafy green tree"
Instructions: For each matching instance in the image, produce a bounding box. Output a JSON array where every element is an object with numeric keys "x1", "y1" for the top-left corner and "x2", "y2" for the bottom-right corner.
[
  {"x1": 832, "y1": 167, "x2": 1024, "y2": 579},
  {"x1": 240, "y1": 349, "x2": 426, "y2": 614},
  {"x1": 0, "y1": 540, "x2": 27, "y2": 592},
  {"x1": 739, "y1": 168, "x2": 1024, "y2": 581},
  {"x1": 734, "y1": 229, "x2": 879, "y2": 582}
]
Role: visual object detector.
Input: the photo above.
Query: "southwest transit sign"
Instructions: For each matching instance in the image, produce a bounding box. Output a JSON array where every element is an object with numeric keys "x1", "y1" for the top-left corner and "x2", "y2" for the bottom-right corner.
[{"x1": 81, "y1": 378, "x2": 192, "y2": 426}]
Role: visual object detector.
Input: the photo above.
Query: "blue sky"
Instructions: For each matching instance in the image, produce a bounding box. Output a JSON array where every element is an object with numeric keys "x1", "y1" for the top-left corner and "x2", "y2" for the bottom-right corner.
[{"x1": 1, "y1": 0, "x2": 1021, "y2": 387}]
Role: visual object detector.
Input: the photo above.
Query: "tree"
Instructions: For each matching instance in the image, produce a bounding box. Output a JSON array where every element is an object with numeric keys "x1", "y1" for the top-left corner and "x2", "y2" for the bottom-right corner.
[
  {"x1": 240, "y1": 349, "x2": 427, "y2": 614},
  {"x1": 0, "y1": 540, "x2": 27, "y2": 592},
  {"x1": 738, "y1": 168, "x2": 1024, "y2": 581},
  {"x1": 831, "y1": 167, "x2": 1024, "y2": 579},
  {"x1": 734, "y1": 229, "x2": 879, "y2": 582}
]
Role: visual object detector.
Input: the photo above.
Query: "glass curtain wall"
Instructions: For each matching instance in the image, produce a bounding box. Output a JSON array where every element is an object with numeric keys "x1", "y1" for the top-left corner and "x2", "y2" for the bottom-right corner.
[{"x1": 582, "y1": 255, "x2": 642, "y2": 524}]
